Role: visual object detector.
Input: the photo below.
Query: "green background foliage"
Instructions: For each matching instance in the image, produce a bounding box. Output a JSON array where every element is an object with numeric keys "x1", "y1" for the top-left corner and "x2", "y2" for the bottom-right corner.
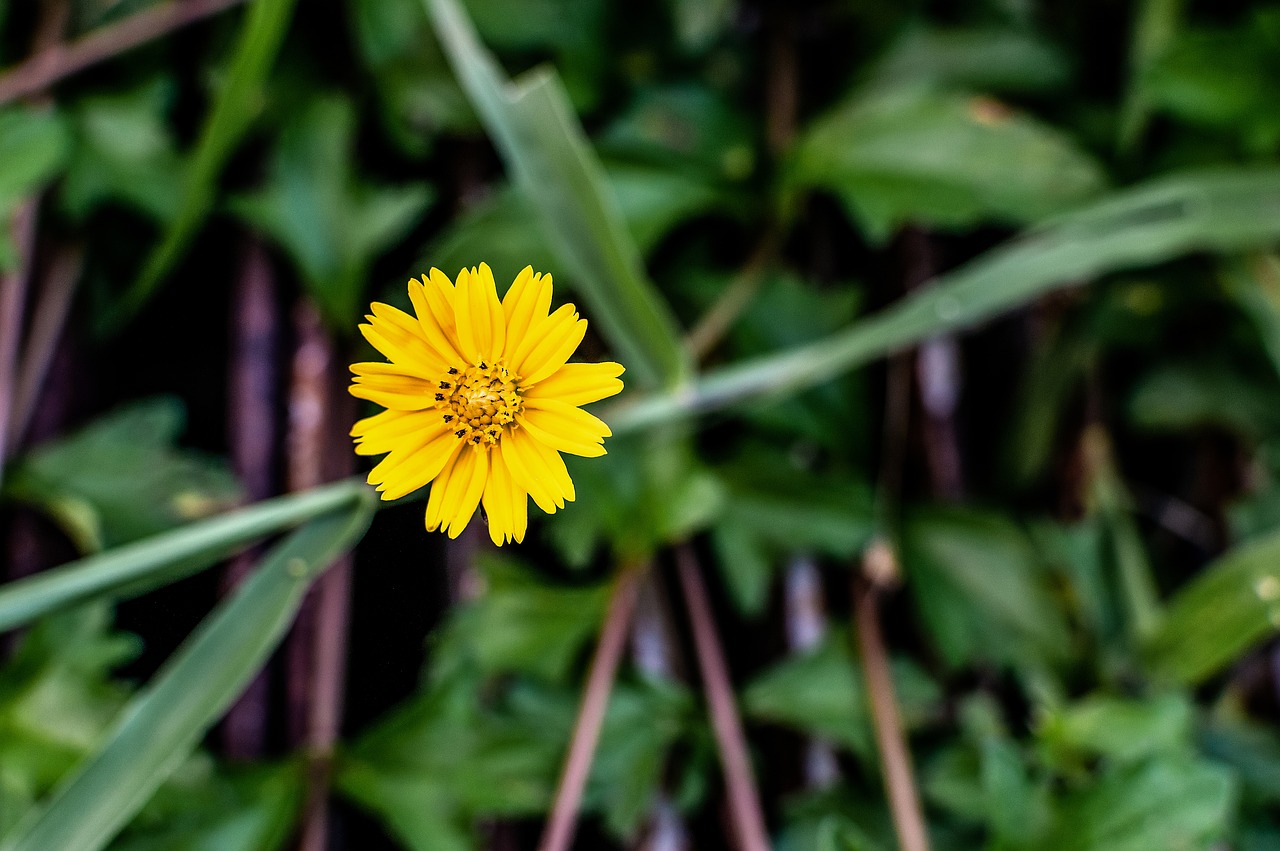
[{"x1": 2, "y1": 0, "x2": 1280, "y2": 848}]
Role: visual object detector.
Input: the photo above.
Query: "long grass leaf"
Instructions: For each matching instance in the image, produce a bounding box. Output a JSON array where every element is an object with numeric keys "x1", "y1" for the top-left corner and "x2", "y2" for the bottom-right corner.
[
  {"x1": 0, "y1": 502, "x2": 372, "y2": 851},
  {"x1": 426, "y1": 0, "x2": 689, "y2": 390},
  {"x1": 608, "y1": 169, "x2": 1280, "y2": 433},
  {"x1": 0, "y1": 478, "x2": 367, "y2": 632},
  {"x1": 107, "y1": 0, "x2": 297, "y2": 330}
]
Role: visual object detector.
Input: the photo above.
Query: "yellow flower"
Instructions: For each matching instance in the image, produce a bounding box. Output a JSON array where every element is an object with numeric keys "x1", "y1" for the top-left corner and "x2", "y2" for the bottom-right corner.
[{"x1": 349, "y1": 264, "x2": 624, "y2": 545}]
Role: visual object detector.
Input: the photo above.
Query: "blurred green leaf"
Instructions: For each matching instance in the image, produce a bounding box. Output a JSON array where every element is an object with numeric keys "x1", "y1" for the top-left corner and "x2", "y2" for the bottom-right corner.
[
  {"x1": 1117, "y1": 0, "x2": 1184, "y2": 150},
  {"x1": 1144, "y1": 527, "x2": 1280, "y2": 683},
  {"x1": 612, "y1": 169, "x2": 1280, "y2": 435},
  {"x1": 231, "y1": 95, "x2": 433, "y2": 327},
  {"x1": 340, "y1": 674, "x2": 696, "y2": 847},
  {"x1": 1045, "y1": 757, "x2": 1234, "y2": 851},
  {"x1": 0, "y1": 503, "x2": 371, "y2": 851},
  {"x1": 110, "y1": 0, "x2": 297, "y2": 329},
  {"x1": 791, "y1": 87, "x2": 1106, "y2": 242},
  {"x1": 1146, "y1": 15, "x2": 1280, "y2": 154},
  {"x1": 60, "y1": 81, "x2": 183, "y2": 223},
  {"x1": 1126, "y1": 363, "x2": 1280, "y2": 436},
  {"x1": 1039, "y1": 693, "x2": 1193, "y2": 767},
  {"x1": 425, "y1": 160, "x2": 719, "y2": 289},
  {"x1": 436, "y1": 555, "x2": 609, "y2": 682},
  {"x1": 710, "y1": 456, "x2": 873, "y2": 615},
  {"x1": 546, "y1": 435, "x2": 724, "y2": 564},
  {"x1": 3, "y1": 399, "x2": 241, "y2": 553},
  {"x1": 0, "y1": 479, "x2": 367, "y2": 634},
  {"x1": 743, "y1": 632, "x2": 939, "y2": 758},
  {"x1": 902, "y1": 507, "x2": 1071, "y2": 670},
  {"x1": 599, "y1": 84, "x2": 756, "y2": 181},
  {"x1": 0, "y1": 107, "x2": 70, "y2": 269},
  {"x1": 348, "y1": 0, "x2": 475, "y2": 155},
  {"x1": 428, "y1": 0, "x2": 690, "y2": 390},
  {"x1": 868, "y1": 26, "x2": 1070, "y2": 94},
  {"x1": 1198, "y1": 719, "x2": 1280, "y2": 808},
  {"x1": 0, "y1": 607, "x2": 137, "y2": 835},
  {"x1": 109, "y1": 759, "x2": 303, "y2": 851}
]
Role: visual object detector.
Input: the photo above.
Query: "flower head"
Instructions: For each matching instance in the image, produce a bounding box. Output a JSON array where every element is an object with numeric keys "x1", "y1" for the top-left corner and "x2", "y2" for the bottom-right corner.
[{"x1": 350, "y1": 264, "x2": 624, "y2": 545}]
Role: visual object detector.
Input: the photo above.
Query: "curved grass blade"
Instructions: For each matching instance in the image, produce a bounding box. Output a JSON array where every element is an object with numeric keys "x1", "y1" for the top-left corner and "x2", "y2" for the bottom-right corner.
[
  {"x1": 608, "y1": 168, "x2": 1280, "y2": 433},
  {"x1": 0, "y1": 478, "x2": 367, "y2": 632},
  {"x1": 106, "y1": 0, "x2": 297, "y2": 331},
  {"x1": 426, "y1": 0, "x2": 689, "y2": 391},
  {"x1": 0, "y1": 502, "x2": 372, "y2": 851}
]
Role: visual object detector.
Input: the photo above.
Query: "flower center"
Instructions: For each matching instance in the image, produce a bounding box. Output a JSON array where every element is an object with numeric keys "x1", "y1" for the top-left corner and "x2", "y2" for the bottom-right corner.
[{"x1": 435, "y1": 361, "x2": 522, "y2": 447}]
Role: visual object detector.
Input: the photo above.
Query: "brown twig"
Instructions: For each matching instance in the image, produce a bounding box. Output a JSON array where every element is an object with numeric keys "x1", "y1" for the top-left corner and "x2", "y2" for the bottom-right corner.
[
  {"x1": 539, "y1": 560, "x2": 649, "y2": 851},
  {"x1": 285, "y1": 299, "x2": 357, "y2": 851},
  {"x1": 853, "y1": 544, "x2": 930, "y2": 851},
  {"x1": 630, "y1": 573, "x2": 691, "y2": 851},
  {"x1": 0, "y1": 202, "x2": 40, "y2": 489},
  {"x1": 0, "y1": 0, "x2": 248, "y2": 106},
  {"x1": 685, "y1": 232, "x2": 779, "y2": 362},
  {"x1": 9, "y1": 244, "x2": 83, "y2": 451},
  {"x1": 220, "y1": 239, "x2": 278, "y2": 760},
  {"x1": 675, "y1": 545, "x2": 771, "y2": 851}
]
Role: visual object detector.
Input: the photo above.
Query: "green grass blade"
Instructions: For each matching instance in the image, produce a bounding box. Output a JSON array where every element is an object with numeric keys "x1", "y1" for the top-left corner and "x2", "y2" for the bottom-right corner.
[
  {"x1": 106, "y1": 0, "x2": 297, "y2": 330},
  {"x1": 426, "y1": 0, "x2": 689, "y2": 390},
  {"x1": 0, "y1": 478, "x2": 367, "y2": 632},
  {"x1": 0, "y1": 503, "x2": 372, "y2": 851},
  {"x1": 608, "y1": 168, "x2": 1280, "y2": 433},
  {"x1": 1143, "y1": 528, "x2": 1280, "y2": 683}
]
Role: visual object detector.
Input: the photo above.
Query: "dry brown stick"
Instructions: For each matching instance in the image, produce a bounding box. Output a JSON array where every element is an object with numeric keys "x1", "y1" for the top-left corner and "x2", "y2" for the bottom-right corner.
[
  {"x1": 220, "y1": 239, "x2": 278, "y2": 760},
  {"x1": 853, "y1": 544, "x2": 930, "y2": 851},
  {"x1": 539, "y1": 560, "x2": 649, "y2": 851},
  {"x1": 0, "y1": 202, "x2": 40, "y2": 489},
  {"x1": 0, "y1": 0, "x2": 248, "y2": 106},
  {"x1": 684, "y1": 231, "x2": 779, "y2": 362},
  {"x1": 675, "y1": 545, "x2": 771, "y2": 851},
  {"x1": 9, "y1": 244, "x2": 83, "y2": 450},
  {"x1": 630, "y1": 573, "x2": 691, "y2": 851},
  {"x1": 285, "y1": 299, "x2": 358, "y2": 851}
]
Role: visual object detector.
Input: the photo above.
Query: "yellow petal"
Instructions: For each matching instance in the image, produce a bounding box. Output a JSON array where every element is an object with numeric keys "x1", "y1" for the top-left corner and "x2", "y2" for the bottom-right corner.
[
  {"x1": 510, "y1": 304, "x2": 586, "y2": 384},
  {"x1": 502, "y1": 267, "x2": 551, "y2": 349},
  {"x1": 407, "y1": 277, "x2": 464, "y2": 364},
  {"x1": 499, "y1": 435, "x2": 558, "y2": 515},
  {"x1": 482, "y1": 450, "x2": 528, "y2": 545},
  {"x1": 525, "y1": 361, "x2": 625, "y2": 406},
  {"x1": 517, "y1": 403, "x2": 608, "y2": 458},
  {"x1": 358, "y1": 323, "x2": 442, "y2": 378},
  {"x1": 373, "y1": 431, "x2": 463, "y2": 500},
  {"x1": 443, "y1": 446, "x2": 489, "y2": 538},
  {"x1": 454, "y1": 263, "x2": 505, "y2": 364},
  {"x1": 506, "y1": 427, "x2": 577, "y2": 505},
  {"x1": 352, "y1": 408, "x2": 446, "y2": 456},
  {"x1": 424, "y1": 269, "x2": 459, "y2": 338}
]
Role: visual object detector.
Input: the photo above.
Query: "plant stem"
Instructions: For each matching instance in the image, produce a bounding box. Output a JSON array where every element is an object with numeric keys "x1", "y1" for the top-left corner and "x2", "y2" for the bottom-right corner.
[
  {"x1": 0, "y1": 201, "x2": 39, "y2": 490},
  {"x1": 221, "y1": 238, "x2": 278, "y2": 760},
  {"x1": 0, "y1": 0, "x2": 248, "y2": 105},
  {"x1": 286, "y1": 299, "x2": 356, "y2": 851},
  {"x1": 9, "y1": 244, "x2": 81, "y2": 450},
  {"x1": 675, "y1": 545, "x2": 771, "y2": 851},
  {"x1": 853, "y1": 554, "x2": 930, "y2": 851},
  {"x1": 630, "y1": 571, "x2": 691, "y2": 851},
  {"x1": 539, "y1": 559, "x2": 648, "y2": 851}
]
